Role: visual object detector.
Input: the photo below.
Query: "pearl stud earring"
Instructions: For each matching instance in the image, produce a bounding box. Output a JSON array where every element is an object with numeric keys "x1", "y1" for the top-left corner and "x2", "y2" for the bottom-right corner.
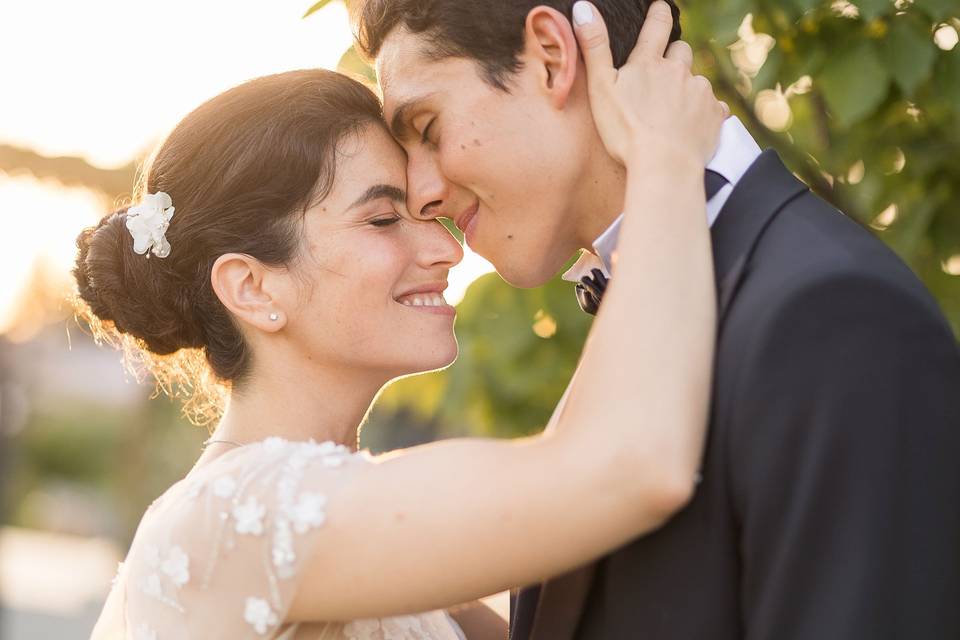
[{"x1": 269, "y1": 313, "x2": 280, "y2": 321}]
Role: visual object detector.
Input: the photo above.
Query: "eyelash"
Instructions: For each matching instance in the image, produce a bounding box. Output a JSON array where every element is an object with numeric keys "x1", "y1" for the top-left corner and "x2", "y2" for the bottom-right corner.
[
  {"x1": 370, "y1": 215, "x2": 401, "y2": 228},
  {"x1": 420, "y1": 118, "x2": 436, "y2": 145}
]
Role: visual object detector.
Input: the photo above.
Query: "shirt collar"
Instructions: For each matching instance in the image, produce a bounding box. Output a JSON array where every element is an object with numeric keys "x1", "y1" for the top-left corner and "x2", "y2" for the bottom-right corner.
[{"x1": 562, "y1": 117, "x2": 760, "y2": 283}]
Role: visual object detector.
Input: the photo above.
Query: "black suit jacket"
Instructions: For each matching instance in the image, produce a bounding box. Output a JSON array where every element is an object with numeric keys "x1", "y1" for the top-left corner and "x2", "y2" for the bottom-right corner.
[{"x1": 511, "y1": 150, "x2": 960, "y2": 640}]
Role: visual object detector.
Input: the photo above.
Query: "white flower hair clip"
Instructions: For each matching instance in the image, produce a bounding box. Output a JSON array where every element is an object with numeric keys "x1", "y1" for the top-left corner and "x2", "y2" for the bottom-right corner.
[{"x1": 126, "y1": 192, "x2": 175, "y2": 258}]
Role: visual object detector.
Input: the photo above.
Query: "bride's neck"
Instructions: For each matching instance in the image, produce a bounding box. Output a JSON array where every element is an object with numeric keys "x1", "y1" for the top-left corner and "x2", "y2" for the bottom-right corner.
[{"x1": 209, "y1": 357, "x2": 386, "y2": 454}]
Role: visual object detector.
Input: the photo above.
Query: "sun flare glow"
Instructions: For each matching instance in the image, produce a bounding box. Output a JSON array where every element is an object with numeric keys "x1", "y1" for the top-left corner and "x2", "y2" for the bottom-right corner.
[{"x1": 0, "y1": 0, "x2": 493, "y2": 336}]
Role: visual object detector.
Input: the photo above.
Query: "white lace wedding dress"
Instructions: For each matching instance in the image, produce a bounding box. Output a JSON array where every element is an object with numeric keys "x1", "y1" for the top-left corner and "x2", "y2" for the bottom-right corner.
[{"x1": 93, "y1": 438, "x2": 467, "y2": 639}]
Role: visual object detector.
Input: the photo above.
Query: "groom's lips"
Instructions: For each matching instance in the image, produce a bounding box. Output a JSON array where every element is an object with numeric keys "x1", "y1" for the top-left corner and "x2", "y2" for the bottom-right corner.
[{"x1": 453, "y1": 202, "x2": 480, "y2": 245}]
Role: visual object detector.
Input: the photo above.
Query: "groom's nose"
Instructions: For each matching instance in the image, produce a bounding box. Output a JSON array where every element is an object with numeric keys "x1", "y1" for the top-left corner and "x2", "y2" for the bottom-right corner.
[{"x1": 406, "y1": 152, "x2": 448, "y2": 220}]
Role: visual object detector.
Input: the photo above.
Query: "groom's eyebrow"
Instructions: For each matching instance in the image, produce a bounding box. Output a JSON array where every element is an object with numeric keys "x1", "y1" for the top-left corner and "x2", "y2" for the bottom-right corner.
[{"x1": 348, "y1": 184, "x2": 406, "y2": 210}]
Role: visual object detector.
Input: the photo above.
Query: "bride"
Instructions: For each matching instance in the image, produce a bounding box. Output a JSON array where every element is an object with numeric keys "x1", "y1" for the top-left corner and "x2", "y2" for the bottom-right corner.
[{"x1": 82, "y1": 10, "x2": 726, "y2": 640}]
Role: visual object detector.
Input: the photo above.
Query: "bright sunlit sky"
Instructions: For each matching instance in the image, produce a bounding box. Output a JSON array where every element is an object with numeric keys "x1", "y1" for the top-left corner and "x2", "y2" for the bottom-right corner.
[{"x1": 0, "y1": 0, "x2": 494, "y2": 334}]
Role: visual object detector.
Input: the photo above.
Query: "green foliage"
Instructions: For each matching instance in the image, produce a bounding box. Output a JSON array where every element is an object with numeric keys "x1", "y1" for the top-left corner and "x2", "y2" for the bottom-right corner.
[
  {"x1": 684, "y1": 0, "x2": 960, "y2": 338},
  {"x1": 309, "y1": 1, "x2": 960, "y2": 439},
  {"x1": 303, "y1": 0, "x2": 339, "y2": 19},
  {"x1": 375, "y1": 271, "x2": 592, "y2": 438},
  {"x1": 818, "y1": 40, "x2": 890, "y2": 127}
]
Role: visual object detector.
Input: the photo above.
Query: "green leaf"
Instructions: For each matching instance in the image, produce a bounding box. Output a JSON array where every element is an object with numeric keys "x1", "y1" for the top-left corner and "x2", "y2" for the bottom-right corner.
[
  {"x1": 935, "y1": 48, "x2": 960, "y2": 114},
  {"x1": 883, "y1": 14, "x2": 938, "y2": 96},
  {"x1": 853, "y1": 0, "x2": 892, "y2": 21},
  {"x1": 914, "y1": 0, "x2": 959, "y2": 21},
  {"x1": 788, "y1": 0, "x2": 820, "y2": 14},
  {"x1": 337, "y1": 45, "x2": 377, "y2": 84},
  {"x1": 817, "y1": 41, "x2": 891, "y2": 127},
  {"x1": 752, "y1": 46, "x2": 783, "y2": 92},
  {"x1": 439, "y1": 218, "x2": 465, "y2": 244},
  {"x1": 303, "y1": 0, "x2": 337, "y2": 19}
]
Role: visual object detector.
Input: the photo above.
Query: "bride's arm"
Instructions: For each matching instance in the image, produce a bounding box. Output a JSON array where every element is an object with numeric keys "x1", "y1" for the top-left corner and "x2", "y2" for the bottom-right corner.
[{"x1": 289, "y1": 1, "x2": 724, "y2": 622}]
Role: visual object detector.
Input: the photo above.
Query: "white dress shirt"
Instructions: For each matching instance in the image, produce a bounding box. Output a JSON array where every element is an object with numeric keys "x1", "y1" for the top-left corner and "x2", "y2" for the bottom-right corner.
[{"x1": 562, "y1": 117, "x2": 762, "y2": 283}]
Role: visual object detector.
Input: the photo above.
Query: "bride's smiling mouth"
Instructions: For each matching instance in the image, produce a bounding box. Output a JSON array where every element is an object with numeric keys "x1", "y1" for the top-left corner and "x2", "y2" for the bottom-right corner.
[{"x1": 393, "y1": 282, "x2": 456, "y2": 316}]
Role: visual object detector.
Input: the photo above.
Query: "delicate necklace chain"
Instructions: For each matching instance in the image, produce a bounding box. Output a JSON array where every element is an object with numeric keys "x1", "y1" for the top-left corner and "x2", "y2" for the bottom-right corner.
[{"x1": 201, "y1": 437, "x2": 246, "y2": 450}]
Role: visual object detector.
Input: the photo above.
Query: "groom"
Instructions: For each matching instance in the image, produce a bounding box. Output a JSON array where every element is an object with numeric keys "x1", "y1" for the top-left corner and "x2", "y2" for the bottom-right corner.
[{"x1": 359, "y1": 1, "x2": 960, "y2": 638}]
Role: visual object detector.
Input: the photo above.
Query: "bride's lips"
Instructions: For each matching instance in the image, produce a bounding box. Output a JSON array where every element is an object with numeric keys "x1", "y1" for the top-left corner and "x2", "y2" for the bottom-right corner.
[{"x1": 453, "y1": 202, "x2": 480, "y2": 246}]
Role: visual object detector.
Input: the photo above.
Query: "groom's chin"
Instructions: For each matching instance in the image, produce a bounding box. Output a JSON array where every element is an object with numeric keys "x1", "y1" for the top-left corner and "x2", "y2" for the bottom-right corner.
[{"x1": 494, "y1": 259, "x2": 569, "y2": 290}]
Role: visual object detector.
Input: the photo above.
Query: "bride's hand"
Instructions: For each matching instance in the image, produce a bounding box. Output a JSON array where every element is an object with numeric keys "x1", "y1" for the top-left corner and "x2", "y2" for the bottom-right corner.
[{"x1": 572, "y1": 0, "x2": 727, "y2": 170}]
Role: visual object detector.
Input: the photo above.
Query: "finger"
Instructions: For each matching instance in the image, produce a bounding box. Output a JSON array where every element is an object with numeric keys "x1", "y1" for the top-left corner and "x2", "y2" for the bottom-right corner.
[
  {"x1": 633, "y1": 1, "x2": 675, "y2": 60},
  {"x1": 572, "y1": 2, "x2": 616, "y2": 87},
  {"x1": 664, "y1": 40, "x2": 693, "y2": 70},
  {"x1": 719, "y1": 101, "x2": 731, "y2": 118}
]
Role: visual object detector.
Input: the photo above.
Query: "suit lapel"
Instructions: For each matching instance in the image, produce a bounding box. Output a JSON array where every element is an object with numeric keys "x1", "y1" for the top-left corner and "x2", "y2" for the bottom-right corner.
[
  {"x1": 512, "y1": 150, "x2": 808, "y2": 640},
  {"x1": 711, "y1": 150, "x2": 808, "y2": 320},
  {"x1": 527, "y1": 566, "x2": 597, "y2": 640}
]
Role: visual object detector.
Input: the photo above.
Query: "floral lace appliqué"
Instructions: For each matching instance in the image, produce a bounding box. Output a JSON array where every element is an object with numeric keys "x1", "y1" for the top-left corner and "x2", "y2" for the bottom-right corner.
[
  {"x1": 244, "y1": 596, "x2": 279, "y2": 635},
  {"x1": 213, "y1": 474, "x2": 237, "y2": 498},
  {"x1": 134, "y1": 622, "x2": 159, "y2": 640},
  {"x1": 234, "y1": 496, "x2": 267, "y2": 536},
  {"x1": 161, "y1": 545, "x2": 190, "y2": 587},
  {"x1": 139, "y1": 544, "x2": 190, "y2": 613}
]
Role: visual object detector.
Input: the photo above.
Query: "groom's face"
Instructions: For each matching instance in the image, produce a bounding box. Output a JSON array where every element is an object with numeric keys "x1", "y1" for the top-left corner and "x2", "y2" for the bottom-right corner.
[{"x1": 378, "y1": 27, "x2": 595, "y2": 288}]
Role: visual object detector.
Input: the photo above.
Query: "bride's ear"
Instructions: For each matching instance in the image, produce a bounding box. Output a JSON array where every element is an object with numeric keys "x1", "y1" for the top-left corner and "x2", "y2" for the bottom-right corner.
[
  {"x1": 524, "y1": 6, "x2": 580, "y2": 110},
  {"x1": 211, "y1": 253, "x2": 288, "y2": 333}
]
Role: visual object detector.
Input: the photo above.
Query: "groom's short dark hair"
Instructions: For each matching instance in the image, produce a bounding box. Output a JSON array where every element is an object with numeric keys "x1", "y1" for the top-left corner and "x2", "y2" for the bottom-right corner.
[{"x1": 355, "y1": 0, "x2": 681, "y2": 90}]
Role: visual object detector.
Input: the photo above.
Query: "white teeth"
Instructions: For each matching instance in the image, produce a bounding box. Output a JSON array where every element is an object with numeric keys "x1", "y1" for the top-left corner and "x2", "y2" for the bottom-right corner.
[{"x1": 397, "y1": 292, "x2": 448, "y2": 307}]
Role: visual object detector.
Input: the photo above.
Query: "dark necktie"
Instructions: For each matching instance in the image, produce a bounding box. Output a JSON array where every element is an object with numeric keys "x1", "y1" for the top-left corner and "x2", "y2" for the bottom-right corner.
[{"x1": 575, "y1": 170, "x2": 728, "y2": 315}]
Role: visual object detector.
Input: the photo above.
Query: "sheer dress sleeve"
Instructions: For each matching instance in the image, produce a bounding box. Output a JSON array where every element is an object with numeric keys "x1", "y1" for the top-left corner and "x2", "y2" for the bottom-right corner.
[{"x1": 99, "y1": 437, "x2": 466, "y2": 639}]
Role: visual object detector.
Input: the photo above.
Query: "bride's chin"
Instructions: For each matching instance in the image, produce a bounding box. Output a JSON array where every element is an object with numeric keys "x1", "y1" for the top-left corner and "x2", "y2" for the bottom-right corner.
[{"x1": 410, "y1": 339, "x2": 459, "y2": 374}]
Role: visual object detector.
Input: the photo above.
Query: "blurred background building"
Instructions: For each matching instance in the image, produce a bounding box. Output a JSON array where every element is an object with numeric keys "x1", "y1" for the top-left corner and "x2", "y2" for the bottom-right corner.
[{"x1": 1, "y1": 0, "x2": 958, "y2": 637}]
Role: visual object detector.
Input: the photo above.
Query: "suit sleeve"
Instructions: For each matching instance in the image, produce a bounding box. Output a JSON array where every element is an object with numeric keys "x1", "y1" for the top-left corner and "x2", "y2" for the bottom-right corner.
[{"x1": 730, "y1": 271, "x2": 960, "y2": 639}]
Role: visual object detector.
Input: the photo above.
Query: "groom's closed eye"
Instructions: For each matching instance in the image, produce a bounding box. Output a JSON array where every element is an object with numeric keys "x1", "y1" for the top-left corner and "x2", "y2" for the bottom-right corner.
[
  {"x1": 388, "y1": 93, "x2": 436, "y2": 142},
  {"x1": 419, "y1": 118, "x2": 437, "y2": 145}
]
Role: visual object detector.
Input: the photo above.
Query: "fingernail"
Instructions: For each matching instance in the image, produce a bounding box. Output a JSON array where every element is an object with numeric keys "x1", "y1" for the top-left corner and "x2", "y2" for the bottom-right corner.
[{"x1": 573, "y1": 1, "x2": 594, "y2": 26}]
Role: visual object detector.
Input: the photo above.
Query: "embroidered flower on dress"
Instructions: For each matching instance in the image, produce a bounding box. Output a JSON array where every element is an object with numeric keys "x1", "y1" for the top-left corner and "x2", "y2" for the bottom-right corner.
[
  {"x1": 134, "y1": 622, "x2": 158, "y2": 640},
  {"x1": 244, "y1": 597, "x2": 279, "y2": 635},
  {"x1": 141, "y1": 572, "x2": 163, "y2": 599},
  {"x1": 262, "y1": 436, "x2": 287, "y2": 454},
  {"x1": 383, "y1": 615, "x2": 426, "y2": 637},
  {"x1": 272, "y1": 518, "x2": 295, "y2": 570},
  {"x1": 344, "y1": 619, "x2": 382, "y2": 639},
  {"x1": 322, "y1": 456, "x2": 345, "y2": 468},
  {"x1": 289, "y1": 492, "x2": 327, "y2": 534},
  {"x1": 161, "y1": 545, "x2": 190, "y2": 587},
  {"x1": 233, "y1": 496, "x2": 267, "y2": 535},
  {"x1": 126, "y1": 192, "x2": 175, "y2": 258},
  {"x1": 213, "y1": 475, "x2": 237, "y2": 498},
  {"x1": 184, "y1": 478, "x2": 204, "y2": 500}
]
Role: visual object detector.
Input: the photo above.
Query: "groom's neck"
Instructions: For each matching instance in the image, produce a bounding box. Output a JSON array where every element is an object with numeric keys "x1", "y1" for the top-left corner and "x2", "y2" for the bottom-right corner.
[{"x1": 572, "y1": 146, "x2": 628, "y2": 249}]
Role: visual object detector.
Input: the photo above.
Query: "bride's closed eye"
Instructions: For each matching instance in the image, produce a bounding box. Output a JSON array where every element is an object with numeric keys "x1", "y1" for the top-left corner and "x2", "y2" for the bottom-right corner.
[{"x1": 369, "y1": 214, "x2": 402, "y2": 228}]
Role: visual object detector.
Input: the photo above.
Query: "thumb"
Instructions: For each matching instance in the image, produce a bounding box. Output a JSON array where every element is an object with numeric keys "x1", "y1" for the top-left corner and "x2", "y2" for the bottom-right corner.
[{"x1": 572, "y1": 1, "x2": 616, "y2": 86}]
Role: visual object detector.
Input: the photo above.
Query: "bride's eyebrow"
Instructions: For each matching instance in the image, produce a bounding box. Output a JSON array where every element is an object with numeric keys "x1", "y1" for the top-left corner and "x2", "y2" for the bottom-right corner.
[{"x1": 347, "y1": 184, "x2": 406, "y2": 212}]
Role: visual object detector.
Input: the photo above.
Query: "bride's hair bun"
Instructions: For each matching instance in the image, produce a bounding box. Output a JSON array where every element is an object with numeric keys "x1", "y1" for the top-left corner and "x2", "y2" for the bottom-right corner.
[
  {"x1": 71, "y1": 69, "x2": 383, "y2": 422},
  {"x1": 74, "y1": 208, "x2": 206, "y2": 356}
]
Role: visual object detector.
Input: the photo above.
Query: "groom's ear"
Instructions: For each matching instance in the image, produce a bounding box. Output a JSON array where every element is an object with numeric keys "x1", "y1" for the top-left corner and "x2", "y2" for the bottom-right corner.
[{"x1": 523, "y1": 6, "x2": 580, "y2": 110}]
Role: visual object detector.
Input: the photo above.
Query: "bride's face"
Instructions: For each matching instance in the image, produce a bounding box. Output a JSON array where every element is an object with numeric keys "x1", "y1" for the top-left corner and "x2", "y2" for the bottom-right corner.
[{"x1": 283, "y1": 124, "x2": 463, "y2": 377}]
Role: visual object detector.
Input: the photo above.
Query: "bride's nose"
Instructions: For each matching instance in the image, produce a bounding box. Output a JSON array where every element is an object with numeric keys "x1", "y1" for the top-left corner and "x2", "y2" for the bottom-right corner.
[{"x1": 414, "y1": 219, "x2": 464, "y2": 269}]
